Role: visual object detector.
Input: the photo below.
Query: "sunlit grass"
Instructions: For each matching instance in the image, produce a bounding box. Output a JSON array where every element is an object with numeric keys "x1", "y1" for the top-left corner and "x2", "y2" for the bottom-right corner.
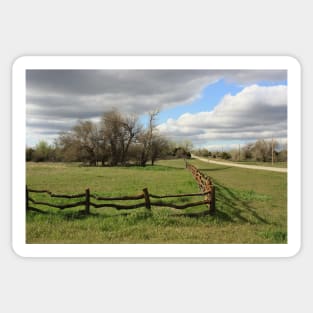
[{"x1": 26, "y1": 159, "x2": 287, "y2": 244}]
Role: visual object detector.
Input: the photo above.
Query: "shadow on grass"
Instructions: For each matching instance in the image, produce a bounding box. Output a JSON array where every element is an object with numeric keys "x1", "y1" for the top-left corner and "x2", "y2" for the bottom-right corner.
[
  {"x1": 213, "y1": 181, "x2": 269, "y2": 224},
  {"x1": 59, "y1": 209, "x2": 154, "y2": 221},
  {"x1": 27, "y1": 175, "x2": 269, "y2": 225},
  {"x1": 60, "y1": 210, "x2": 98, "y2": 220},
  {"x1": 212, "y1": 209, "x2": 234, "y2": 222}
]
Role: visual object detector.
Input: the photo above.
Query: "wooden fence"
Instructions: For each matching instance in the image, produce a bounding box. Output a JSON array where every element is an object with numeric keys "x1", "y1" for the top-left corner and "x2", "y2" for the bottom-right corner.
[
  {"x1": 26, "y1": 163, "x2": 215, "y2": 216},
  {"x1": 185, "y1": 161, "x2": 216, "y2": 214}
]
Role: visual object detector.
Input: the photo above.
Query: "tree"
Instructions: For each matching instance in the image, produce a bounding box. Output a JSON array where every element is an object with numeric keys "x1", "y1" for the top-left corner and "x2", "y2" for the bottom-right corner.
[
  {"x1": 172, "y1": 147, "x2": 191, "y2": 159},
  {"x1": 229, "y1": 140, "x2": 281, "y2": 162},
  {"x1": 169, "y1": 139, "x2": 193, "y2": 159},
  {"x1": 137, "y1": 110, "x2": 159, "y2": 166},
  {"x1": 150, "y1": 135, "x2": 170, "y2": 165},
  {"x1": 192, "y1": 148, "x2": 209, "y2": 157},
  {"x1": 54, "y1": 108, "x2": 174, "y2": 166},
  {"x1": 252, "y1": 139, "x2": 278, "y2": 162},
  {"x1": 221, "y1": 151, "x2": 231, "y2": 160},
  {"x1": 57, "y1": 132, "x2": 80, "y2": 162},
  {"x1": 57, "y1": 120, "x2": 100, "y2": 165},
  {"x1": 242, "y1": 143, "x2": 253, "y2": 160},
  {"x1": 100, "y1": 110, "x2": 140, "y2": 166},
  {"x1": 120, "y1": 114, "x2": 141, "y2": 165},
  {"x1": 277, "y1": 142, "x2": 287, "y2": 162},
  {"x1": 179, "y1": 139, "x2": 194, "y2": 153},
  {"x1": 26, "y1": 147, "x2": 35, "y2": 161},
  {"x1": 32, "y1": 140, "x2": 53, "y2": 162}
]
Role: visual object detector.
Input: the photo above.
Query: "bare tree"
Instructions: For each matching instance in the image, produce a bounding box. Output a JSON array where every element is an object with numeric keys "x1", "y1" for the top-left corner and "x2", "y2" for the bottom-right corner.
[
  {"x1": 55, "y1": 109, "x2": 169, "y2": 166},
  {"x1": 100, "y1": 110, "x2": 140, "y2": 166},
  {"x1": 150, "y1": 134, "x2": 170, "y2": 165},
  {"x1": 179, "y1": 139, "x2": 194, "y2": 153},
  {"x1": 138, "y1": 110, "x2": 159, "y2": 166},
  {"x1": 57, "y1": 132, "x2": 80, "y2": 162},
  {"x1": 57, "y1": 120, "x2": 100, "y2": 165},
  {"x1": 252, "y1": 139, "x2": 278, "y2": 162},
  {"x1": 120, "y1": 114, "x2": 141, "y2": 165}
]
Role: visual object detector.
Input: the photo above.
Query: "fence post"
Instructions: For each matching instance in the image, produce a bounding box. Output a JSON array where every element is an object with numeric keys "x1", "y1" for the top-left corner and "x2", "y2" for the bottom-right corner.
[
  {"x1": 26, "y1": 185, "x2": 29, "y2": 211},
  {"x1": 209, "y1": 185, "x2": 216, "y2": 215},
  {"x1": 142, "y1": 188, "x2": 151, "y2": 210},
  {"x1": 85, "y1": 188, "x2": 90, "y2": 214}
]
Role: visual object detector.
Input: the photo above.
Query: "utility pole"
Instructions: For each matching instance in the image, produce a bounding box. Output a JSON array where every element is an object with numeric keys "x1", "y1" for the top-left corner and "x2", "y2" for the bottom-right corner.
[
  {"x1": 238, "y1": 144, "x2": 240, "y2": 161},
  {"x1": 271, "y1": 137, "x2": 274, "y2": 166}
]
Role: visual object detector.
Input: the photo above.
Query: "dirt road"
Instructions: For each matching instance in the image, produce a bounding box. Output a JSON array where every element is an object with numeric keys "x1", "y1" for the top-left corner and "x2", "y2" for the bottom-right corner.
[{"x1": 191, "y1": 155, "x2": 287, "y2": 173}]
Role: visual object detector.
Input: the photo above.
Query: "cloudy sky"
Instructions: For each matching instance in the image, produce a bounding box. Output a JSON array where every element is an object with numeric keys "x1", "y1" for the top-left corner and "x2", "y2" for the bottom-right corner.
[{"x1": 26, "y1": 69, "x2": 287, "y2": 149}]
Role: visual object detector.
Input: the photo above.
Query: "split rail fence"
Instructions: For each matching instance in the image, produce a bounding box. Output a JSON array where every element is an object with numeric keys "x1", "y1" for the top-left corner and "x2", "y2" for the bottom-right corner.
[
  {"x1": 185, "y1": 160, "x2": 215, "y2": 214},
  {"x1": 26, "y1": 162, "x2": 215, "y2": 216}
]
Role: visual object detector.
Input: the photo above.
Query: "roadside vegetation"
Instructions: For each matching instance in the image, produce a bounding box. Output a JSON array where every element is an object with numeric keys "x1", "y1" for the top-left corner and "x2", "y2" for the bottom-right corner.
[{"x1": 192, "y1": 139, "x2": 287, "y2": 166}]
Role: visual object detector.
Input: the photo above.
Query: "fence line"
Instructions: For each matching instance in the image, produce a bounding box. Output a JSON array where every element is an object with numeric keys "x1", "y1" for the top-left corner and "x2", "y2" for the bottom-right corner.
[
  {"x1": 91, "y1": 194, "x2": 145, "y2": 201},
  {"x1": 27, "y1": 188, "x2": 85, "y2": 198},
  {"x1": 26, "y1": 162, "x2": 216, "y2": 216},
  {"x1": 149, "y1": 191, "x2": 210, "y2": 199},
  {"x1": 185, "y1": 160, "x2": 216, "y2": 214}
]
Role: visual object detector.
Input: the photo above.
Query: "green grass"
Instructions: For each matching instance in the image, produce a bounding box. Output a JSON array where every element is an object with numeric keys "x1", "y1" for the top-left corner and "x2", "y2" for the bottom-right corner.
[{"x1": 26, "y1": 159, "x2": 287, "y2": 244}]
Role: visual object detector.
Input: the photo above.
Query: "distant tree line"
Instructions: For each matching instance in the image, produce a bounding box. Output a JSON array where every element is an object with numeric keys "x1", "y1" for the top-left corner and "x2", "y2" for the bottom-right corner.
[
  {"x1": 192, "y1": 139, "x2": 288, "y2": 163},
  {"x1": 26, "y1": 110, "x2": 192, "y2": 166}
]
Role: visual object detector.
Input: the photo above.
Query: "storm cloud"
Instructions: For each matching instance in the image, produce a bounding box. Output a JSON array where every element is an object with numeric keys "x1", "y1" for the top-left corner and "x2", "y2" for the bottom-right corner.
[{"x1": 26, "y1": 69, "x2": 287, "y2": 146}]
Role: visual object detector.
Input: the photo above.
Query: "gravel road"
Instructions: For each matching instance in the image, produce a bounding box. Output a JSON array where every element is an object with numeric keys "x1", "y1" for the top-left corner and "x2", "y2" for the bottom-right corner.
[{"x1": 191, "y1": 155, "x2": 287, "y2": 173}]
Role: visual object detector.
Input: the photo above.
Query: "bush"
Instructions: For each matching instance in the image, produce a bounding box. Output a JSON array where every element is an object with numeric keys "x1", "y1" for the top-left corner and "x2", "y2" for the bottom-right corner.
[
  {"x1": 26, "y1": 147, "x2": 34, "y2": 162},
  {"x1": 221, "y1": 152, "x2": 231, "y2": 160}
]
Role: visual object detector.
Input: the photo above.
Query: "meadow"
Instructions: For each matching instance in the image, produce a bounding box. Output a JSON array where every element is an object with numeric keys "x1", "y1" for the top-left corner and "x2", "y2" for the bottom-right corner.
[{"x1": 26, "y1": 159, "x2": 287, "y2": 244}]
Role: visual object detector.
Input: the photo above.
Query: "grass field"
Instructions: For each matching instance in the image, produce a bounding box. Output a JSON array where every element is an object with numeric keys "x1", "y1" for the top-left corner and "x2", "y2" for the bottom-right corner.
[{"x1": 26, "y1": 159, "x2": 287, "y2": 244}]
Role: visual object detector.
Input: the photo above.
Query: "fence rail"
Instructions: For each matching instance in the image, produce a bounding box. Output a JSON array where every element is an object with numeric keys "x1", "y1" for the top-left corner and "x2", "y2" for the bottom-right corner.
[
  {"x1": 185, "y1": 160, "x2": 216, "y2": 214},
  {"x1": 27, "y1": 188, "x2": 85, "y2": 198},
  {"x1": 26, "y1": 162, "x2": 216, "y2": 216}
]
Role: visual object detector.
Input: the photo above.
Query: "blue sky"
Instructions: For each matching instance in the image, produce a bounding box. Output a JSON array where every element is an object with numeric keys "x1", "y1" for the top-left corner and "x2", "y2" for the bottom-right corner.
[
  {"x1": 26, "y1": 70, "x2": 288, "y2": 149},
  {"x1": 148, "y1": 78, "x2": 287, "y2": 126},
  {"x1": 157, "y1": 79, "x2": 245, "y2": 123},
  {"x1": 152, "y1": 78, "x2": 287, "y2": 150}
]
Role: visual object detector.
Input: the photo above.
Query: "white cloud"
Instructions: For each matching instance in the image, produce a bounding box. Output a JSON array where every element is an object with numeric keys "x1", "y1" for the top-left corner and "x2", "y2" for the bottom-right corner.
[
  {"x1": 26, "y1": 70, "x2": 287, "y2": 146},
  {"x1": 157, "y1": 84, "x2": 287, "y2": 145}
]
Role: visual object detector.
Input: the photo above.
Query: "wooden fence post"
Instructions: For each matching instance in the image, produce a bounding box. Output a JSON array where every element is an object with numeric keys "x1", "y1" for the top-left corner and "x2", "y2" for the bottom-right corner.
[
  {"x1": 85, "y1": 188, "x2": 90, "y2": 214},
  {"x1": 26, "y1": 185, "x2": 29, "y2": 211},
  {"x1": 209, "y1": 185, "x2": 216, "y2": 215},
  {"x1": 142, "y1": 188, "x2": 151, "y2": 210}
]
